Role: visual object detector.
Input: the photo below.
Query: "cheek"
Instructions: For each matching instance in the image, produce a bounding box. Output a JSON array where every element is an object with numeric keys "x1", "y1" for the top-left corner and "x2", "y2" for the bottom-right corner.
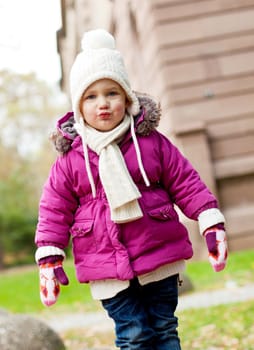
[
  {"x1": 81, "y1": 102, "x2": 94, "y2": 117},
  {"x1": 79, "y1": 101, "x2": 85, "y2": 116},
  {"x1": 114, "y1": 101, "x2": 127, "y2": 115}
]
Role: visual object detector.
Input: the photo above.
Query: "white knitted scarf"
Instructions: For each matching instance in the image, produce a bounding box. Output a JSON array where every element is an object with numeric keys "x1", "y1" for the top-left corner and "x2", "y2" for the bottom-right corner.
[{"x1": 75, "y1": 115, "x2": 150, "y2": 223}]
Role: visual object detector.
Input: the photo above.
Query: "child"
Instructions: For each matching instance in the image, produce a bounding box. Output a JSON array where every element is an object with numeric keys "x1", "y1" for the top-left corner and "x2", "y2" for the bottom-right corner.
[{"x1": 35, "y1": 29, "x2": 228, "y2": 350}]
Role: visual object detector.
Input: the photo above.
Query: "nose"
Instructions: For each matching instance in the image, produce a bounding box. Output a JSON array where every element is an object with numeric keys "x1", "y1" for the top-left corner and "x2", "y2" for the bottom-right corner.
[{"x1": 98, "y1": 95, "x2": 109, "y2": 109}]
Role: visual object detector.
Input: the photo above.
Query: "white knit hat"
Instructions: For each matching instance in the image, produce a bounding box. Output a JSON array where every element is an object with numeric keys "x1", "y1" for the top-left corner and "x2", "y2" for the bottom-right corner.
[{"x1": 70, "y1": 29, "x2": 140, "y2": 123}]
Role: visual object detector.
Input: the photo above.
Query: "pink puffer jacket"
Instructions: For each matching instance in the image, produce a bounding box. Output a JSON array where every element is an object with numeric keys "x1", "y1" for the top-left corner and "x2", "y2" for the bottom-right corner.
[{"x1": 35, "y1": 94, "x2": 218, "y2": 283}]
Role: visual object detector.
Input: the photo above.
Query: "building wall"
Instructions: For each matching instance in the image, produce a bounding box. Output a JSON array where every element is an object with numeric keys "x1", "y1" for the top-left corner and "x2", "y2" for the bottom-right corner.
[
  {"x1": 57, "y1": 0, "x2": 113, "y2": 94},
  {"x1": 57, "y1": 0, "x2": 254, "y2": 258}
]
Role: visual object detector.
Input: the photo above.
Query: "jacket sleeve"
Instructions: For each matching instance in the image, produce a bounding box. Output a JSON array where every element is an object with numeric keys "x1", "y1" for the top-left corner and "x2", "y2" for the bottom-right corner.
[
  {"x1": 158, "y1": 133, "x2": 218, "y2": 220},
  {"x1": 35, "y1": 154, "x2": 79, "y2": 249}
]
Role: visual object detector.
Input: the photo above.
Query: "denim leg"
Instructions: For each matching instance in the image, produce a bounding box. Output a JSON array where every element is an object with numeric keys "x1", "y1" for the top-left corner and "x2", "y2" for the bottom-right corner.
[
  {"x1": 142, "y1": 275, "x2": 181, "y2": 350},
  {"x1": 101, "y1": 279, "x2": 155, "y2": 350},
  {"x1": 101, "y1": 275, "x2": 181, "y2": 350}
]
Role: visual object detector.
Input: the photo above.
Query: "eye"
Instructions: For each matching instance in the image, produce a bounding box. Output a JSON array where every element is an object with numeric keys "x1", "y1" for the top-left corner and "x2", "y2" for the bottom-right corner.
[
  {"x1": 85, "y1": 94, "x2": 96, "y2": 100},
  {"x1": 108, "y1": 90, "x2": 118, "y2": 96}
]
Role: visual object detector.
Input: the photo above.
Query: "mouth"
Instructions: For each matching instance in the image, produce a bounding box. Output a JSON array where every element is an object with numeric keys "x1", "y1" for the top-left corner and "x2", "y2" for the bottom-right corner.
[{"x1": 98, "y1": 112, "x2": 111, "y2": 120}]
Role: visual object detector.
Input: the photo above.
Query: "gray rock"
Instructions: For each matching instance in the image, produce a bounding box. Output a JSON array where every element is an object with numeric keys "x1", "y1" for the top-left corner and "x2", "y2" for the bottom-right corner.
[{"x1": 0, "y1": 313, "x2": 65, "y2": 350}]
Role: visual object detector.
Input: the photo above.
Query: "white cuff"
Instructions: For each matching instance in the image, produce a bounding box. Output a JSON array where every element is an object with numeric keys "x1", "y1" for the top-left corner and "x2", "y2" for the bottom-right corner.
[
  {"x1": 198, "y1": 208, "x2": 225, "y2": 235},
  {"x1": 35, "y1": 246, "x2": 66, "y2": 263}
]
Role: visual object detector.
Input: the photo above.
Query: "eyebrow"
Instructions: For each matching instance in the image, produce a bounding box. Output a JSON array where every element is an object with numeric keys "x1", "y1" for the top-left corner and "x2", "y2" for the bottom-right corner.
[
  {"x1": 85, "y1": 86, "x2": 120, "y2": 94},
  {"x1": 105, "y1": 86, "x2": 120, "y2": 91}
]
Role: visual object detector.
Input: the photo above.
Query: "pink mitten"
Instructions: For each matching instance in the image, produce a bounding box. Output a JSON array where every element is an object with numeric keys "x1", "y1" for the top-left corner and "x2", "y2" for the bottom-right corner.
[
  {"x1": 38, "y1": 255, "x2": 69, "y2": 307},
  {"x1": 204, "y1": 224, "x2": 228, "y2": 272}
]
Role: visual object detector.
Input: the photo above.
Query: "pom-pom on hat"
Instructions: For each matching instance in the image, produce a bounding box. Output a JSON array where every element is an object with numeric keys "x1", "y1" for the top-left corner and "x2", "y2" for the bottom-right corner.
[{"x1": 70, "y1": 29, "x2": 140, "y2": 123}]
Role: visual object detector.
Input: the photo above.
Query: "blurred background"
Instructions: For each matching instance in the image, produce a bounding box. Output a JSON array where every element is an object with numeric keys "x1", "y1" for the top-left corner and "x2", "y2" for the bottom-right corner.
[{"x1": 1, "y1": 0, "x2": 254, "y2": 268}]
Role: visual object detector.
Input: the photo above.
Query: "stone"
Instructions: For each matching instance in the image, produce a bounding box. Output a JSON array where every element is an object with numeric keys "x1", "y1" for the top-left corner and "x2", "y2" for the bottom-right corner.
[{"x1": 0, "y1": 312, "x2": 65, "y2": 350}]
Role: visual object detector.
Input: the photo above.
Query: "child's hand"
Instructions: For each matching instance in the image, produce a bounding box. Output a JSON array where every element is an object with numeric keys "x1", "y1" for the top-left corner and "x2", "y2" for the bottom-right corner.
[
  {"x1": 38, "y1": 255, "x2": 69, "y2": 307},
  {"x1": 203, "y1": 224, "x2": 228, "y2": 272}
]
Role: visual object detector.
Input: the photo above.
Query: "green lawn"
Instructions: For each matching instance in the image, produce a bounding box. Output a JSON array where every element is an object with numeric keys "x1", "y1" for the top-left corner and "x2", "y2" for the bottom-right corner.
[
  {"x1": 0, "y1": 261, "x2": 99, "y2": 314},
  {"x1": 185, "y1": 248, "x2": 254, "y2": 291},
  {"x1": 1, "y1": 249, "x2": 254, "y2": 349},
  {"x1": 1, "y1": 249, "x2": 254, "y2": 314},
  {"x1": 178, "y1": 300, "x2": 254, "y2": 349},
  {"x1": 60, "y1": 300, "x2": 254, "y2": 350}
]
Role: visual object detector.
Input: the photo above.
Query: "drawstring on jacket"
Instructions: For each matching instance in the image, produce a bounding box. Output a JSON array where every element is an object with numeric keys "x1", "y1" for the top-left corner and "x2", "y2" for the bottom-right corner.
[
  {"x1": 75, "y1": 117, "x2": 97, "y2": 198},
  {"x1": 130, "y1": 116, "x2": 150, "y2": 187}
]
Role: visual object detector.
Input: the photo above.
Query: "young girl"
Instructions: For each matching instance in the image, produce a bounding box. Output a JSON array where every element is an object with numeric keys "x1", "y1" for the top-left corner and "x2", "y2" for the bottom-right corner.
[{"x1": 35, "y1": 29, "x2": 228, "y2": 350}]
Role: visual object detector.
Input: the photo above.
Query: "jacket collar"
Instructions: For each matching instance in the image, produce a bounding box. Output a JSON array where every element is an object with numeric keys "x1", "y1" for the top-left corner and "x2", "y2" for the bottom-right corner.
[{"x1": 52, "y1": 93, "x2": 161, "y2": 155}]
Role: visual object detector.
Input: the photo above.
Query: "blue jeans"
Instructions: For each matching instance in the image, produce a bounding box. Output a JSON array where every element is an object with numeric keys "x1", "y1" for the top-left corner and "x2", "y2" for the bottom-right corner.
[{"x1": 101, "y1": 274, "x2": 181, "y2": 350}]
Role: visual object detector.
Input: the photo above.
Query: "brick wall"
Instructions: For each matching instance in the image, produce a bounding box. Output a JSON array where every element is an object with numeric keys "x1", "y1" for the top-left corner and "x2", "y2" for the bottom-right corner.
[{"x1": 57, "y1": 0, "x2": 254, "y2": 257}]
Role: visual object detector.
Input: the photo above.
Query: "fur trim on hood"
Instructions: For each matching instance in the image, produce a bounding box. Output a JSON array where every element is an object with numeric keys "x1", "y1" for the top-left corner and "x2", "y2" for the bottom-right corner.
[{"x1": 51, "y1": 93, "x2": 161, "y2": 155}]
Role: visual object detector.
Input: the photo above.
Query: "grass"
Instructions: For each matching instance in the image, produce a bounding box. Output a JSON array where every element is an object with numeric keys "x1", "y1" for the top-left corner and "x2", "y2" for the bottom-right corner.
[
  {"x1": 1, "y1": 249, "x2": 253, "y2": 314},
  {"x1": 178, "y1": 300, "x2": 254, "y2": 350},
  {"x1": 0, "y1": 260, "x2": 100, "y2": 314},
  {"x1": 59, "y1": 300, "x2": 254, "y2": 350},
  {"x1": 1, "y1": 249, "x2": 254, "y2": 349},
  {"x1": 185, "y1": 249, "x2": 254, "y2": 292}
]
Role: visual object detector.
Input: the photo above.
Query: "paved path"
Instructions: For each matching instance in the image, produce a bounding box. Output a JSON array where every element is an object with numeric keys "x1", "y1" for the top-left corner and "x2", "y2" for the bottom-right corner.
[
  {"x1": 42, "y1": 283, "x2": 254, "y2": 333},
  {"x1": 178, "y1": 282, "x2": 254, "y2": 310}
]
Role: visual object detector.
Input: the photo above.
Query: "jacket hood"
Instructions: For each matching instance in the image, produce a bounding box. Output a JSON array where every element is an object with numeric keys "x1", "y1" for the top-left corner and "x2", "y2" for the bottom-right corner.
[{"x1": 51, "y1": 93, "x2": 161, "y2": 155}]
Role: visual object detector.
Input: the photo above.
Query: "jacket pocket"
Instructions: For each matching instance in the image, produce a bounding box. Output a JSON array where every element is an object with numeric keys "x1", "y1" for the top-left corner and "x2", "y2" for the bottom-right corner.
[
  {"x1": 148, "y1": 203, "x2": 178, "y2": 221},
  {"x1": 70, "y1": 220, "x2": 96, "y2": 254}
]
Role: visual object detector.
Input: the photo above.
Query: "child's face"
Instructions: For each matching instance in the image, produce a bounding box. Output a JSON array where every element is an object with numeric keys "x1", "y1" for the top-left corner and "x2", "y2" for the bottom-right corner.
[{"x1": 80, "y1": 79, "x2": 129, "y2": 132}]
